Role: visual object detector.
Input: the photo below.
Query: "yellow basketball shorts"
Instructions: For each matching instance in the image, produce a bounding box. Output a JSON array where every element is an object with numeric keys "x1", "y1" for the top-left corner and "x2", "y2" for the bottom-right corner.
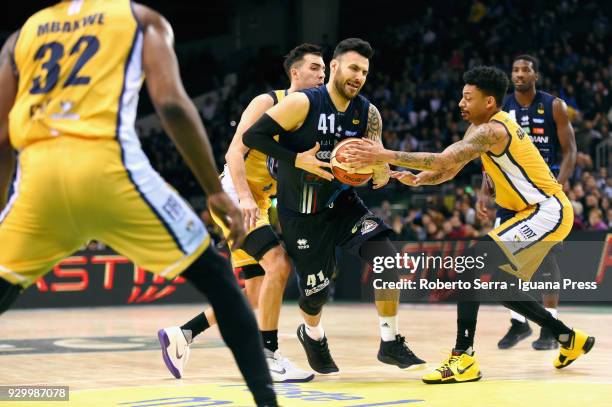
[
  {"x1": 489, "y1": 191, "x2": 573, "y2": 281},
  {"x1": 209, "y1": 166, "x2": 274, "y2": 269},
  {"x1": 0, "y1": 136, "x2": 209, "y2": 288}
]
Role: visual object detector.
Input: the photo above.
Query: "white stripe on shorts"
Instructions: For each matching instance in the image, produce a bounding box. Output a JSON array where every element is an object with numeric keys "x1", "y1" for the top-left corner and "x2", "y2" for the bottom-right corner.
[
  {"x1": 496, "y1": 195, "x2": 563, "y2": 255},
  {"x1": 116, "y1": 29, "x2": 207, "y2": 255}
]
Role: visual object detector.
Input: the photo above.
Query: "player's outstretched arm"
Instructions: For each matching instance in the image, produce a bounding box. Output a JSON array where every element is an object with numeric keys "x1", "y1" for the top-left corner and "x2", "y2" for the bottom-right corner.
[
  {"x1": 344, "y1": 122, "x2": 506, "y2": 175},
  {"x1": 364, "y1": 104, "x2": 390, "y2": 189},
  {"x1": 243, "y1": 92, "x2": 333, "y2": 181},
  {"x1": 0, "y1": 32, "x2": 18, "y2": 209},
  {"x1": 553, "y1": 97, "x2": 576, "y2": 186},
  {"x1": 225, "y1": 93, "x2": 275, "y2": 230},
  {"x1": 392, "y1": 165, "x2": 465, "y2": 187},
  {"x1": 135, "y1": 4, "x2": 244, "y2": 248}
]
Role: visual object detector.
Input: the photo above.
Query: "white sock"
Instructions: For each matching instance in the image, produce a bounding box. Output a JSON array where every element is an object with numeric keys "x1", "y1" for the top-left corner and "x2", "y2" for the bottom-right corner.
[
  {"x1": 379, "y1": 316, "x2": 398, "y2": 341},
  {"x1": 545, "y1": 307, "x2": 558, "y2": 319},
  {"x1": 305, "y1": 323, "x2": 324, "y2": 341},
  {"x1": 510, "y1": 310, "x2": 526, "y2": 323}
]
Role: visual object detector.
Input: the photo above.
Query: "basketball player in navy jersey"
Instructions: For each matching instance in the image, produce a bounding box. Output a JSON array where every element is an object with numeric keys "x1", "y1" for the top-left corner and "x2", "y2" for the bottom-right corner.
[
  {"x1": 243, "y1": 38, "x2": 425, "y2": 375},
  {"x1": 158, "y1": 44, "x2": 324, "y2": 383},
  {"x1": 477, "y1": 55, "x2": 576, "y2": 350}
]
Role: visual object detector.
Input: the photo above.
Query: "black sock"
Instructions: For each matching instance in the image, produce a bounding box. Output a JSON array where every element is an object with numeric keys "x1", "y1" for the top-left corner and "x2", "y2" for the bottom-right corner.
[
  {"x1": 455, "y1": 301, "x2": 480, "y2": 352},
  {"x1": 0, "y1": 278, "x2": 21, "y2": 315},
  {"x1": 182, "y1": 246, "x2": 276, "y2": 406},
  {"x1": 181, "y1": 313, "x2": 210, "y2": 342},
  {"x1": 499, "y1": 272, "x2": 572, "y2": 340},
  {"x1": 472, "y1": 240, "x2": 573, "y2": 344},
  {"x1": 261, "y1": 330, "x2": 278, "y2": 352},
  {"x1": 501, "y1": 299, "x2": 571, "y2": 339}
]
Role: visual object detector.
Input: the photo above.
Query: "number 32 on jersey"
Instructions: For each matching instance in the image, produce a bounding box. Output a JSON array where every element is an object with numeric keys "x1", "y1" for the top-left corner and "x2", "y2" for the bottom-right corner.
[{"x1": 30, "y1": 35, "x2": 100, "y2": 94}]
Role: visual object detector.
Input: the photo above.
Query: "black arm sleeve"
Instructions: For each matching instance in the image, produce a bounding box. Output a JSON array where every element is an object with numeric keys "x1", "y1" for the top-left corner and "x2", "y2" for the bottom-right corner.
[{"x1": 243, "y1": 113, "x2": 297, "y2": 165}]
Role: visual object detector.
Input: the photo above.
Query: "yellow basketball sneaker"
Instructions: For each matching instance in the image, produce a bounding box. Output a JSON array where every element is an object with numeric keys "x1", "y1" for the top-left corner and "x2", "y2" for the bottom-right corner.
[
  {"x1": 422, "y1": 349, "x2": 482, "y2": 384},
  {"x1": 554, "y1": 329, "x2": 595, "y2": 369}
]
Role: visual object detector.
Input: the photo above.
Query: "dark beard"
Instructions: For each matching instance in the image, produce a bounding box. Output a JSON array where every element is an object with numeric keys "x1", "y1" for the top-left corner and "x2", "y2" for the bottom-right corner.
[{"x1": 333, "y1": 77, "x2": 355, "y2": 100}]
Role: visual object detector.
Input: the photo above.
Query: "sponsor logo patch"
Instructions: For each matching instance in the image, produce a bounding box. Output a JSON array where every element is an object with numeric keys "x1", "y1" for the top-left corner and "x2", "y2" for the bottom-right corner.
[
  {"x1": 304, "y1": 278, "x2": 330, "y2": 296},
  {"x1": 518, "y1": 224, "x2": 537, "y2": 240},
  {"x1": 361, "y1": 219, "x2": 378, "y2": 235},
  {"x1": 297, "y1": 239, "x2": 310, "y2": 250},
  {"x1": 316, "y1": 151, "x2": 332, "y2": 160}
]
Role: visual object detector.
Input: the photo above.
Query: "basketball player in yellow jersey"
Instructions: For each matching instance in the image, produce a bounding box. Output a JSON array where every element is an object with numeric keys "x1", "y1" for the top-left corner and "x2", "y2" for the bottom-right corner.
[
  {"x1": 0, "y1": 2, "x2": 276, "y2": 405},
  {"x1": 344, "y1": 66, "x2": 594, "y2": 384},
  {"x1": 159, "y1": 44, "x2": 324, "y2": 382}
]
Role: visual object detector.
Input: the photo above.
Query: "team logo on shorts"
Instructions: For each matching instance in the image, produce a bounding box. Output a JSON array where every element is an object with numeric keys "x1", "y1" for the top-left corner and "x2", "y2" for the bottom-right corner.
[
  {"x1": 162, "y1": 196, "x2": 185, "y2": 222},
  {"x1": 518, "y1": 224, "x2": 537, "y2": 239},
  {"x1": 297, "y1": 238, "x2": 310, "y2": 250},
  {"x1": 361, "y1": 219, "x2": 378, "y2": 235},
  {"x1": 186, "y1": 220, "x2": 195, "y2": 232}
]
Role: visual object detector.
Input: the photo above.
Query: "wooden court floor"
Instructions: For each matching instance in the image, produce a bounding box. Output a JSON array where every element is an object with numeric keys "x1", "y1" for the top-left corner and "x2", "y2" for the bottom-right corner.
[{"x1": 0, "y1": 303, "x2": 610, "y2": 406}]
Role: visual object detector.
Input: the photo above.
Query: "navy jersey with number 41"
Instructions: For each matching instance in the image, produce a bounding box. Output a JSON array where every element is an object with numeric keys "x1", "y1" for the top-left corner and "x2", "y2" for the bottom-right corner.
[
  {"x1": 502, "y1": 91, "x2": 560, "y2": 174},
  {"x1": 276, "y1": 85, "x2": 370, "y2": 214}
]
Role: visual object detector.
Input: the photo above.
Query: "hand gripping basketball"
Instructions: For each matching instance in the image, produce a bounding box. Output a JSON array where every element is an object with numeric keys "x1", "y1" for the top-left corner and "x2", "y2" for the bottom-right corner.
[
  {"x1": 295, "y1": 142, "x2": 334, "y2": 181},
  {"x1": 331, "y1": 138, "x2": 374, "y2": 186}
]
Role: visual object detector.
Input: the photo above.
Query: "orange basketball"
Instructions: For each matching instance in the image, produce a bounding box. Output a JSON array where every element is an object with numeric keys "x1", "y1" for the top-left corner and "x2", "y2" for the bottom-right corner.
[{"x1": 330, "y1": 138, "x2": 374, "y2": 186}]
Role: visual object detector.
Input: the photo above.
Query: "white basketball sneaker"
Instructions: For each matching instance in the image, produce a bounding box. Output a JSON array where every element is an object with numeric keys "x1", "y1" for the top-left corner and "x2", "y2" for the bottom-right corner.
[
  {"x1": 158, "y1": 326, "x2": 190, "y2": 379},
  {"x1": 265, "y1": 348, "x2": 315, "y2": 382}
]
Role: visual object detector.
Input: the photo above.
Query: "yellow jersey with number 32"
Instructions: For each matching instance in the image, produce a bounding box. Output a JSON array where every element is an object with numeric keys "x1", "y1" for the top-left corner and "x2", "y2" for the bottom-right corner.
[{"x1": 10, "y1": 0, "x2": 140, "y2": 150}]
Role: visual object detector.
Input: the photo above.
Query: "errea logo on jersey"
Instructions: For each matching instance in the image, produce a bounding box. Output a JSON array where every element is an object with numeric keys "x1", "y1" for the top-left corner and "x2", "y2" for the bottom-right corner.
[{"x1": 297, "y1": 239, "x2": 310, "y2": 250}]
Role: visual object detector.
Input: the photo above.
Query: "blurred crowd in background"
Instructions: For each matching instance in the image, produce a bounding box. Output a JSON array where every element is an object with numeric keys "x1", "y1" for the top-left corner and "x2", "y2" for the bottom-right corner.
[{"x1": 139, "y1": 0, "x2": 612, "y2": 243}]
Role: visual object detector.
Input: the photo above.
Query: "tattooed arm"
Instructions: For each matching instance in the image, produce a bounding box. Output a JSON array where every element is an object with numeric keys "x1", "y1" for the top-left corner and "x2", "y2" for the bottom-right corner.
[
  {"x1": 391, "y1": 123, "x2": 507, "y2": 170},
  {"x1": 345, "y1": 122, "x2": 507, "y2": 174},
  {"x1": 391, "y1": 163, "x2": 465, "y2": 186},
  {"x1": 365, "y1": 103, "x2": 383, "y2": 142},
  {"x1": 415, "y1": 164, "x2": 466, "y2": 185},
  {"x1": 364, "y1": 104, "x2": 390, "y2": 189}
]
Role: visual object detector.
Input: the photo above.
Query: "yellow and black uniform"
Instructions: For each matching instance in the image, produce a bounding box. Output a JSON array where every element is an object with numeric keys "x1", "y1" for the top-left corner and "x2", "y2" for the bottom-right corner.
[
  {"x1": 482, "y1": 111, "x2": 573, "y2": 280},
  {"x1": 210, "y1": 89, "x2": 286, "y2": 270},
  {"x1": 0, "y1": 0, "x2": 209, "y2": 287}
]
